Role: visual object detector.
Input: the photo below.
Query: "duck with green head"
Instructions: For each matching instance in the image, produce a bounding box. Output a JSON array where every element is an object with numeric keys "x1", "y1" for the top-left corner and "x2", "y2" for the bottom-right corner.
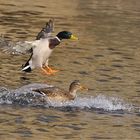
[{"x1": 22, "y1": 20, "x2": 78, "y2": 75}]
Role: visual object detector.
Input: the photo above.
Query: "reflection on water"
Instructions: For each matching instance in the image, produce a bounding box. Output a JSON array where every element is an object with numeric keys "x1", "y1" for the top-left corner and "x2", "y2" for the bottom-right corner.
[{"x1": 0, "y1": 0, "x2": 140, "y2": 139}]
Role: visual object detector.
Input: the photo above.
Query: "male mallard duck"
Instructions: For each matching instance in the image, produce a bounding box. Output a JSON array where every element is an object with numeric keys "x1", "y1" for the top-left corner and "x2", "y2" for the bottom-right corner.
[
  {"x1": 33, "y1": 80, "x2": 88, "y2": 102},
  {"x1": 21, "y1": 19, "x2": 78, "y2": 75}
]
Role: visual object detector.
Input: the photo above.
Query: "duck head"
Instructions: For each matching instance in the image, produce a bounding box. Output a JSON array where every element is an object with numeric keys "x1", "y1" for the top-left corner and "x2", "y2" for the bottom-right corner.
[
  {"x1": 56, "y1": 31, "x2": 78, "y2": 40},
  {"x1": 69, "y1": 80, "x2": 88, "y2": 97}
]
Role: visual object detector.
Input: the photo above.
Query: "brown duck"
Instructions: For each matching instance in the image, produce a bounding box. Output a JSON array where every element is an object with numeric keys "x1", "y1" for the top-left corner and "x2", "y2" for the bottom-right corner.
[{"x1": 33, "y1": 80, "x2": 88, "y2": 102}]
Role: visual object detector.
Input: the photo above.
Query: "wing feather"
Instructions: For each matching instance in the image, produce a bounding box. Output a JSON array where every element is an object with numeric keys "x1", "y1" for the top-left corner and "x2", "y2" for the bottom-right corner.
[
  {"x1": 36, "y1": 19, "x2": 54, "y2": 40},
  {"x1": 0, "y1": 19, "x2": 54, "y2": 55},
  {"x1": 0, "y1": 37, "x2": 40, "y2": 55}
]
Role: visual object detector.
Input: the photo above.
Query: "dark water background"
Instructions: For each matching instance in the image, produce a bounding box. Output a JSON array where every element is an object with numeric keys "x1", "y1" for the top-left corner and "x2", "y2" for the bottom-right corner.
[{"x1": 0, "y1": 0, "x2": 140, "y2": 139}]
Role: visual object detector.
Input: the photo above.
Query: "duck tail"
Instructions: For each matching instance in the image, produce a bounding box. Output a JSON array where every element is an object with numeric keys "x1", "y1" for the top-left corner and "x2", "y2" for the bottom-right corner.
[
  {"x1": 22, "y1": 53, "x2": 33, "y2": 72},
  {"x1": 22, "y1": 61, "x2": 32, "y2": 72}
]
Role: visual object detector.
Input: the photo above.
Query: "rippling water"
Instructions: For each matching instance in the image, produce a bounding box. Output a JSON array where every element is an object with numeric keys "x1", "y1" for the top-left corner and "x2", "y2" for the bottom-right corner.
[{"x1": 0, "y1": 0, "x2": 140, "y2": 139}]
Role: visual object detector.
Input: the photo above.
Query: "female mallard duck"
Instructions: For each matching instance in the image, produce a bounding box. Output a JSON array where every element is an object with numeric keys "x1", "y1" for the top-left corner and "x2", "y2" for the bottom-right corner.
[
  {"x1": 33, "y1": 80, "x2": 88, "y2": 102},
  {"x1": 21, "y1": 19, "x2": 78, "y2": 75}
]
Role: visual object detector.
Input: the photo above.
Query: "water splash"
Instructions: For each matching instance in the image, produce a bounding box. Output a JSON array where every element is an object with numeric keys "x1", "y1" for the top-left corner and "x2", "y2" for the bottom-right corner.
[
  {"x1": 0, "y1": 84, "x2": 133, "y2": 112},
  {"x1": 47, "y1": 95, "x2": 133, "y2": 112}
]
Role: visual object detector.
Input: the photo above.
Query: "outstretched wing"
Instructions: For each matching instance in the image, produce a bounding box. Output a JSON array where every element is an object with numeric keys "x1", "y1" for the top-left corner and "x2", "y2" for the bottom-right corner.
[
  {"x1": 36, "y1": 19, "x2": 54, "y2": 40},
  {"x1": 10, "y1": 40, "x2": 39, "y2": 54},
  {"x1": 0, "y1": 19, "x2": 54, "y2": 54},
  {"x1": 0, "y1": 37, "x2": 40, "y2": 55}
]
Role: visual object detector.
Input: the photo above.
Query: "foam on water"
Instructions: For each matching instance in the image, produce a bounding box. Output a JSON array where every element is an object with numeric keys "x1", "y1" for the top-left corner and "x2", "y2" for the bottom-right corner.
[
  {"x1": 0, "y1": 84, "x2": 134, "y2": 112},
  {"x1": 47, "y1": 95, "x2": 133, "y2": 112}
]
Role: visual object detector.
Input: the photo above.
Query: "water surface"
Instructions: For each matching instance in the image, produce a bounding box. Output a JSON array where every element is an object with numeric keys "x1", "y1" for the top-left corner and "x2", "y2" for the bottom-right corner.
[{"x1": 0, "y1": 0, "x2": 140, "y2": 139}]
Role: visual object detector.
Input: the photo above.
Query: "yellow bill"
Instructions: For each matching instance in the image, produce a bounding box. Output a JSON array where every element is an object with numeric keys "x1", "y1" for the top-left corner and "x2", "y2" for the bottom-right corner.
[{"x1": 70, "y1": 34, "x2": 78, "y2": 40}]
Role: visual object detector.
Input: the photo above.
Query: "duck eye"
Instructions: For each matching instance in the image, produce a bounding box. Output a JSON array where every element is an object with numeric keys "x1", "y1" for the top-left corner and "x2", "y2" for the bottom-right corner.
[{"x1": 76, "y1": 83, "x2": 80, "y2": 86}]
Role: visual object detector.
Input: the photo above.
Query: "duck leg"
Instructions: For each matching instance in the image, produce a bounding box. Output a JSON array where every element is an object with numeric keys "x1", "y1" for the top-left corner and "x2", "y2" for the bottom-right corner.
[
  {"x1": 42, "y1": 66, "x2": 58, "y2": 75},
  {"x1": 41, "y1": 68, "x2": 53, "y2": 75}
]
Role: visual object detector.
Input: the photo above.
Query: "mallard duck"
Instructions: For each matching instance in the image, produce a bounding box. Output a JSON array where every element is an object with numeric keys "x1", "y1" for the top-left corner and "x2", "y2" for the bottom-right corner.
[
  {"x1": 33, "y1": 80, "x2": 88, "y2": 102},
  {"x1": 21, "y1": 19, "x2": 78, "y2": 75}
]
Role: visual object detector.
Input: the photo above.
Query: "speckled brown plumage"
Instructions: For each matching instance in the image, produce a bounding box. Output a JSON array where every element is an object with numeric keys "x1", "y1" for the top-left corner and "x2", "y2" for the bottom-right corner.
[{"x1": 33, "y1": 80, "x2": 86, "y2": 102}]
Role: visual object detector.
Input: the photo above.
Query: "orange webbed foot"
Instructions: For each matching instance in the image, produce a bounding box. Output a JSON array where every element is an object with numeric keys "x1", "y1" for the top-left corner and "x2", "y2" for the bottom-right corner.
[
  {"x1": 41, "y1": 68, "x2": 53, "y2": 75},
  {"x1": 42, "y1": 66, "x2": 59, "y2": 75}
]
